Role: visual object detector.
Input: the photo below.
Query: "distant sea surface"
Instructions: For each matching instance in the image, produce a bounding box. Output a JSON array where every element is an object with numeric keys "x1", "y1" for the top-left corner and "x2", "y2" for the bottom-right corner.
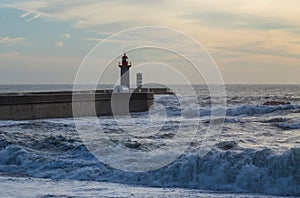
[{"x1": 0, "y1": 84, "x2": 299, "y2": 197}]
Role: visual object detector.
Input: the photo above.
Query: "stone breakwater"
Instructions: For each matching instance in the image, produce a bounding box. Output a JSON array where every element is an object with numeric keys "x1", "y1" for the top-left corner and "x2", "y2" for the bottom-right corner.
[{"x1": 0, "y1": 90, "x2": 154, "y2": 120}]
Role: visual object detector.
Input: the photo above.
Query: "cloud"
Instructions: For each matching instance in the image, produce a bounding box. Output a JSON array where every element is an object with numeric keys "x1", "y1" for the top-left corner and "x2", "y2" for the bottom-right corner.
[
  {"x1": 60, "y1": 33, "x2": 71, "y2": 39},
  {"x1": 55, "y1": 34, "x2": 70, "y2": 48},
  {"x1": 182, "y1": 11, "x2": 300, "y2": 33},
  {"x1": 3, "y1": 0, "x2": 298, "y2": 35},
  {"x1": 0, "y1": 51, "x2": 21, "y2": 58},
  {"x1": 55, "y1": 41, "x2": 64, "y2": 48},
  {"x1": 20, "y1": 10, "x2": 42, "y2": 22},
  {"x1": 0, "y1": 37, "x2": 9, "y2": 43},
  {"x1": 26, "y1": 13, "x2": 41, "y2": 22},
  {"x1": 2, "y1": 0, "x2": 172, "y2": 32},
  {"x1": 82, "y1": 37, "x2": 103, "y2": 42},
  {"x1": 0, "y1": 36, "x2": 29, "y2": 46},
  {"x1": 20, "y1": 11, "x2": 33, "y2": 18}
]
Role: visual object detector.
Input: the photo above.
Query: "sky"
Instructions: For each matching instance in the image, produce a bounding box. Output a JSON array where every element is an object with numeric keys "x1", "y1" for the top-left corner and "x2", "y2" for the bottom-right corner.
[{"x1": 1, "y1": 0, "x2": 300, "y2": 84}]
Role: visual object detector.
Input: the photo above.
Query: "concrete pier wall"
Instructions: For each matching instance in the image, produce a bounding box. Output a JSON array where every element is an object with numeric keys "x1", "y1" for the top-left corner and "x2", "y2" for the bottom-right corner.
[{"x1": 0, "y1": 92, "x2": 154, "y2": 120}]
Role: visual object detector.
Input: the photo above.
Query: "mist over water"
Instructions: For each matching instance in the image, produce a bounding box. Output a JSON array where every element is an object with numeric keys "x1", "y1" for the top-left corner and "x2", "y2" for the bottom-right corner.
[{"x1": 0, "y1": 84, "x2": 299, "y2": 197}]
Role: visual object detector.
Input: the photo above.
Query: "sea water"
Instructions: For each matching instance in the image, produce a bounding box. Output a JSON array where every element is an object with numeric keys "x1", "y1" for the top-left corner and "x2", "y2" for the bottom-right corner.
[{"x1": 0, "y1": 84, "x2": 299, "y2": 197}]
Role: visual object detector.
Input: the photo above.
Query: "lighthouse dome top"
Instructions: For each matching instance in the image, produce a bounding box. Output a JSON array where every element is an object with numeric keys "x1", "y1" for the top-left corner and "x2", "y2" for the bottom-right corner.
[
  {"x1": 122, "y1": 53, "x2": 128, "y2": 59},
  {"x1": 120, "y1": 53, "x2": 131, "y2": 67}
]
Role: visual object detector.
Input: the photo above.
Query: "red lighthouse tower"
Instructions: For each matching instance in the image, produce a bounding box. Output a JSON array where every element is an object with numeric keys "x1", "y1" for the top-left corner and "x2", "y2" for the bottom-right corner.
[{"x1": 119, "y1": 53, "x2": 131, "y2": 89}]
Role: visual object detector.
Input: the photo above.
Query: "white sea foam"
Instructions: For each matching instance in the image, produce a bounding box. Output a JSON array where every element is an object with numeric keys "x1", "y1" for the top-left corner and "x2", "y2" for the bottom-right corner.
[
  {"x1": 0, "y1": 142, "x2": 299, "y2": 196},
  {"x1": 196, "y1": 104, "x2": 300, "y2": 118}
]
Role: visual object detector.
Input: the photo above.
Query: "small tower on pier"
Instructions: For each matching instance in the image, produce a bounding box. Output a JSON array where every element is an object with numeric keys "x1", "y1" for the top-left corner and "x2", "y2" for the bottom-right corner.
[
  {"x1": 136, "y1": 73, "x2": 143, "y2": 88},
  {"x1": 119, "y1": 53, "x2": 131, "y2": 89}
]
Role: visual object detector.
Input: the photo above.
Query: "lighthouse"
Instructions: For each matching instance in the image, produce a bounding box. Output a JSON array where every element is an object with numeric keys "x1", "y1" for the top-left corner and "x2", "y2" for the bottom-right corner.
[{"x1": 119, "y1": 53, "x2": 131, "y2": 89}]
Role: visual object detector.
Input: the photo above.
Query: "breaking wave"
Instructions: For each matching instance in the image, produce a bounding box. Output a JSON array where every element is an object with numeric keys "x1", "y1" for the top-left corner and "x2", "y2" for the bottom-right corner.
[
  {"x1": 0, "y1": 136, "x2": 299, "y2": 196},
  {"x1": 198, "y1": 104, "x2": 299, "y2": 117},
  {"x1": 275, "y1": 121, "x2": 300, "y2": 130}
]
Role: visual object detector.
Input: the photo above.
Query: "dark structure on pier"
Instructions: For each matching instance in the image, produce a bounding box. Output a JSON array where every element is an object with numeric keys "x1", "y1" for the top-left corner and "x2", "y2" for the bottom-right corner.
[{"x1": 119, "y1": 53, "x2": 131, "y2": 89}]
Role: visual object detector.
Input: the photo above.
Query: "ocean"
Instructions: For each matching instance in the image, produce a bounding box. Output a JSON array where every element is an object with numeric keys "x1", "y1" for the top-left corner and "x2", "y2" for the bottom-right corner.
[{"x1": 0, "y1": 84, "x2": 299, "y2": 197}]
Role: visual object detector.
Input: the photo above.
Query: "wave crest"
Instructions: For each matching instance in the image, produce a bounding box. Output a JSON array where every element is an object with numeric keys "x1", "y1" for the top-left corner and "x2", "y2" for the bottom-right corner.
[{"x1": 0, "y1": 142, "x2": 299, "y2": 196}]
